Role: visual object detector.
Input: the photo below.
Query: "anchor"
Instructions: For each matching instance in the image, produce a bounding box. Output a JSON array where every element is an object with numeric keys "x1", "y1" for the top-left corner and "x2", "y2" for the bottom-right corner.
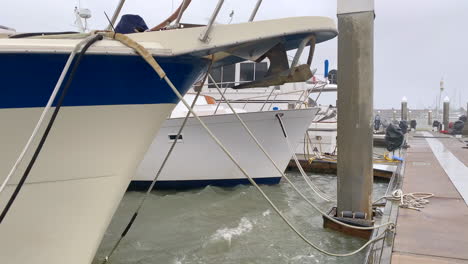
[{"x1": 232, "y1": 36, "x2": 317, "y2": 89}]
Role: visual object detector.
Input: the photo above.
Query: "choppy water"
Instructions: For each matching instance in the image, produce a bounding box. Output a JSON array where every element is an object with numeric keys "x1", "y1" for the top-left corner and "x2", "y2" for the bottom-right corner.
[{"x1": 93, "y1": 172, "x2": 388, "y2": 264}]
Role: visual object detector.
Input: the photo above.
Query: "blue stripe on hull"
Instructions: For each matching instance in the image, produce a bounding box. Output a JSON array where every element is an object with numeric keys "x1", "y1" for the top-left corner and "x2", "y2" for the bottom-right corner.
[
  {"x1": 127, "y1": 177, "x2": 282, "y2": 191},
  {"x1": 0, "y1": 53, "x2": 209, "y2": 108}
]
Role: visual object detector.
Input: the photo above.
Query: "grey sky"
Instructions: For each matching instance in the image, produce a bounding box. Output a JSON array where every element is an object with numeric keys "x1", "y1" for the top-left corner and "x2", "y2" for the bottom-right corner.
[{"x1": 2, "y1": 0, "x2": 467, "y2": 109}]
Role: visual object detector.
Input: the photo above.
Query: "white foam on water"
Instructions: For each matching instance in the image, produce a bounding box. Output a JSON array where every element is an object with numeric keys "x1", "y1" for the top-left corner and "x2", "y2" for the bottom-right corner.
[
  {"x1": 173, "y1": 255, "x2": 186, "y2": 264},
  {"x1": 291, "y1": 254, "x2": 318, "y2": 263},
  {"x1": 210, "y1": 217, "x2": 253, "y2": 246}
]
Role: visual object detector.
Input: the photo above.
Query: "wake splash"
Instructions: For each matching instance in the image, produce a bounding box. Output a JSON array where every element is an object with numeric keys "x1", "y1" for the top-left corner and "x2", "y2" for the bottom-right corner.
[{"x1": 210, "y1": 217, "x2": 253, "y2": 246}]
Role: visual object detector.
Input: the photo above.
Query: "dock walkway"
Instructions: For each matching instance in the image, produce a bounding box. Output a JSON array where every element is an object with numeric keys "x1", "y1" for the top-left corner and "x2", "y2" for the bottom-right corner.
[{"x1": 391, "y1": 132, "x2": 468, "y2": 263}]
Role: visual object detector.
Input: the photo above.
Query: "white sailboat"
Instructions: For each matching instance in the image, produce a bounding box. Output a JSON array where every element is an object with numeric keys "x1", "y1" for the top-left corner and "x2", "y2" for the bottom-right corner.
[{"x1": 0, "y1": 14, "x2": 338, "y2": 264}]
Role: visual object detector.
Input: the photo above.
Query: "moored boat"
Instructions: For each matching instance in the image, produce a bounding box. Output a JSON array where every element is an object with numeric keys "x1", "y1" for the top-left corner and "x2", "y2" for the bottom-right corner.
[
  {"x1": 0, "y1": 16, "x2": 338, "y2": 264},
  {"x1": 134, "y1": 96, "x2": 319, "y2": 189}
]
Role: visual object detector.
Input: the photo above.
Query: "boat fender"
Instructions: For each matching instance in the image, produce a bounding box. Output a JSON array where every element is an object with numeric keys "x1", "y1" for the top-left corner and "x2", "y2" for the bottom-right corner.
[
  {"x1": 341, "y1": 211, "x2": 353, "y2": 218},
  {"x1": 353, "y1": 212, "x2": 366, "y2": 219}
]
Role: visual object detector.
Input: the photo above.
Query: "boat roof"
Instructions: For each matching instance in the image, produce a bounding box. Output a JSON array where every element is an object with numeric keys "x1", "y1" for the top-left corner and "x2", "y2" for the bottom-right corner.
[{"x1": 0, "y1": 16, "x2": 336, "y2": 64}]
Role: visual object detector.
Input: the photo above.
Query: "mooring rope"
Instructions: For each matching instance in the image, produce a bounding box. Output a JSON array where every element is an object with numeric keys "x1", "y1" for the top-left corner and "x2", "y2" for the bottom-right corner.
[
  {"x1": 102, "y1": 32, "x2": 394, "y2": 257},
  {"x1": 207, "y1": 75, "x2": 334, "y2": 202},
  {"x1": 0, "y1": 34, "x2": 103, "y2": 224},
  {"x1": 373, "y1": 189, "x2": 434, "y2": 211},
  {"x1": 0, "y1": 34, "x2": 93, "y2": 195},
  {"x1": 207, "y1": 74, "x2": 393, "y2": 231},
  {"x1": 284, "y1": 128, "x2": 336, "y2": 202},
  {"x1": 166, "y1": 69, "x2": 392, "y2": 258},
  {"x1": 102, "y1": 58, "x2": 213, "y2": 263}
]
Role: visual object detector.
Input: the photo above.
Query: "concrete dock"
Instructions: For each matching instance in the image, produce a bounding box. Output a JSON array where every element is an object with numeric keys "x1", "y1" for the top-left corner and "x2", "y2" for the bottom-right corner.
[{"x1": 391, "y1": 132, "x2": 468, "y2": 263}]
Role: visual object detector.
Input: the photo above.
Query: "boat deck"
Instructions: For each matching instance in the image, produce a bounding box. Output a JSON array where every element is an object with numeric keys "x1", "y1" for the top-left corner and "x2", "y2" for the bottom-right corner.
[{"x1": 391, "y1": 132, "x2": 468, "y2": 263}]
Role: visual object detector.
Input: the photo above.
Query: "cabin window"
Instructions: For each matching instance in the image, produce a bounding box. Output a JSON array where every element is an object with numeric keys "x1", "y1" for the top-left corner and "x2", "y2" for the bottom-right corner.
[
  {"x1": 208, "y1": 64, "x2": 235, "y2": 88},
  {"x1": 240, "y1": 62, "x2": 268, "y2": 82},
  {"x1": 255, "y1": 62, "x2": 268, "y2": 80},
  {"x1": 222, "y1": 64, "x2": 235, "y2": 88},
  {"x1": 168, "y1": 134, "x2": 183, "y2": 142},
  {"x1": 209, "y1": 62, "x2": 268, "y2": 88},
  {"x1": 240, "y1": 63, "x2": 255, "y2": 82}
]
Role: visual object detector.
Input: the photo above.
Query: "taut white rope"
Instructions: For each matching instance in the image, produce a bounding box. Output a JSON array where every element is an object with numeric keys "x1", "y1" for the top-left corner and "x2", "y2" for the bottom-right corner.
[
  {"x1": 107, "y1": 33, "x2": 394, "y2": 256},
  {"x1": 207, "y1": 74, "x2": 393, "y2": 231}
]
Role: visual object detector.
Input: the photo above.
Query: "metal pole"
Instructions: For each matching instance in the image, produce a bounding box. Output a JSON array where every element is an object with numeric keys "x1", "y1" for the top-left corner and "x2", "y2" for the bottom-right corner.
[
  {"x1": 214, "y1": 87, "x2": 228, "y2": 115},
  {"x1": 248, "y1": 0, "x2": 263, "y2": 22},
  {"x1": 443, "y1": 96, "x2": 450, "y2": 130},
  {"x1": 174, "y1": 0, "x2": 188, "y2": 26},
  {"x1": 259, "y1": 87, "x2": 276, "y2": 111},
  {"x1": 336, "y1": 0, "x2": 374, "y2": 220},
  {"x1": 106, "y1": 0, "x2": 126, "y2": 31},
  {"x1": 199, "y1": 0, "x2": 224, "y2": 42}
]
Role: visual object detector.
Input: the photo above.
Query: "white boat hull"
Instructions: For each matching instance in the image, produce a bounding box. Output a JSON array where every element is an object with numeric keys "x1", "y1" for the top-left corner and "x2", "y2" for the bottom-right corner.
[
  {"x1": 134, "y1": 108, "x2": 318, "y2": 189},
  {"x1": 0, "y1": 104, "x2": 175, "y2": 264}
]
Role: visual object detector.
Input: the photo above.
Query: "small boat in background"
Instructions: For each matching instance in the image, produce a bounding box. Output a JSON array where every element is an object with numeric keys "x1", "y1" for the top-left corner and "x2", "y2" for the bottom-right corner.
[{"x1": 134, "y1": 94, "x2": 319, "y2": 190}]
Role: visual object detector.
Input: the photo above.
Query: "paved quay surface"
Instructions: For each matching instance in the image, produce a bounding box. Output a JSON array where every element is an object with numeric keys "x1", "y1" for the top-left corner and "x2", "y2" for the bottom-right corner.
[{"x1": 392, "y1": 132, "x2": 468, "y2": 264}]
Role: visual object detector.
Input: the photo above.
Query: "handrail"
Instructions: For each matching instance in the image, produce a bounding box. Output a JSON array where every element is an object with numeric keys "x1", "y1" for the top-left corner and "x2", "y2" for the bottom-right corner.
[
  {"x1": 199, "y1": 0, "x2": 224, "y2": 42},
  {"x1": 174, "y1": 0, "x2": 189, "y2": 27},
  {"x1": 205, "y1": 82, "x2": 327, "y2": 102},
  {"x1": 150, "y1": 0, "x2": 192, "y2": 31},
  {"x1": 203, "y1": 74, "x2": 329, "y2": 113},
  {"x1": 106, "y1": 0, "x2": 126, "y2": 31},
  {"x1": 248, "y1": 0, "x2": 263, "y2": 22},
  {"x1": 259, "y1": 87, "x2": 276, "y2": 111}
]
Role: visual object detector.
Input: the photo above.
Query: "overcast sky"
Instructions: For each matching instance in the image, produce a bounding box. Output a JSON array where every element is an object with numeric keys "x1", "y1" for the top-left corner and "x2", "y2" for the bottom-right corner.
[{"x1": 2, "y1": 0, "x2": 467, "y2": 109}]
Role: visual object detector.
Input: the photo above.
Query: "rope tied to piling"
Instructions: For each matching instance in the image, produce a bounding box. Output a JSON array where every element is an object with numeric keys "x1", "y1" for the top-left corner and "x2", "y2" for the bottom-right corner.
[{"x1": 99, "y1": 32, "x2": 396, "y2": 258}]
